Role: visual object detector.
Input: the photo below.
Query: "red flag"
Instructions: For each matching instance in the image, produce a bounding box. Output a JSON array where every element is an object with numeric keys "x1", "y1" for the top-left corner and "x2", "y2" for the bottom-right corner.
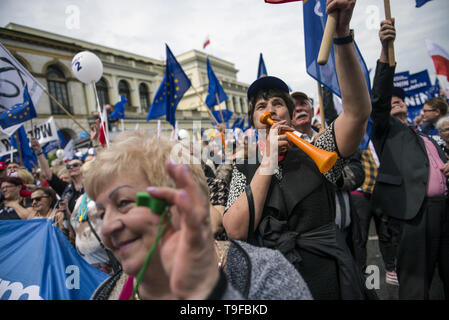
[
  {"x1": 98, "y1": 121, "x2": 107, "y2": 147},
  {"x1": 203, "y1": 36, "x2": 210, "y2": 49},
  {"x1": 265, "y1": 0, "x2": 302, "y2": 3},
  {"x1": 426, "y1": 40, "x2": 449, "y2": 81},
  {"x1": 97, "y1": 105, "x2": 109, "y2": 148}
]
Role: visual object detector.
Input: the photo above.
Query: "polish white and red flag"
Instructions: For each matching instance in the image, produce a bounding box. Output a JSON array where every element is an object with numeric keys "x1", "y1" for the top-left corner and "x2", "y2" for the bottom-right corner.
[
  {"x1": 426, "y1": 40, "x2": 449, "y2": 81},
  {"x1": 203, "y1": 36, "x2": 211, "y2": 50}
]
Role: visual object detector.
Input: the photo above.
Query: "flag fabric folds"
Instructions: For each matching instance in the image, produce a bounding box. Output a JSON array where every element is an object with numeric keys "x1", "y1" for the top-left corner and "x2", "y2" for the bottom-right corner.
[
  {"x1": 147, "y1": 74, "x2": 168, "y2": 121},
  {"x1": 303, "y1": 0, "x2": 371, "y2": 98},
  {"x1": 212, "y1": 109, "x2": 233, "y2": 124},
  {"x1": 0, "y1": 219, "x2": 108, "y2": 300},
  {"x1": 9, "y1": 125, "x2": 37, "y2": 172},
  {"x1": 205, "y1": 57, "x2": 228, "y2": 108},
  {"x1": 0, "y1": 86, "x2": 37, "y2": 129},
  {"x1": 232, "y1": 116, "x2": 244, "y2": 130},
  {"x1": 203, "y1": 36, "x2": 211, "y2": 49},
  {"x1": 426, "y1": 40, "x2": 449, "y2": 81},
  {"x1": 110, "y1": 96, "x2": 127, "y2": 119},
  {"x1": 257, "y1": 53, "x2": 268, "y2": 79},
  {"x1": 416, "y1": 0, "x2": 432, "y2": 8},
  {"x1": 0, "y1": 43, "x2": 45, "y2": 113},
  {"x1": 147, "y1": 45, "x2": 191, "y2": 127}
]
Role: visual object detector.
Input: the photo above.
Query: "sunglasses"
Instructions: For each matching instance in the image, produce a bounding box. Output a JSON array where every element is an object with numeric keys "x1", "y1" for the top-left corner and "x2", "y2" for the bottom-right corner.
[
  {"x1": 31, "y1": 196, "x2": 49, "y2": 203},
  {"x1": 66, "y1": 163, "x2": 82, "y2": 169}
]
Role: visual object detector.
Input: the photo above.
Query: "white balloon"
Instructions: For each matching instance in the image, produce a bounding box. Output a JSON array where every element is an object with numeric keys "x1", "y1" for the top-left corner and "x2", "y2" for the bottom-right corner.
[
  {"x1": 56, "y1": 149, "x2": 65, "y2": 160},
  {"x1": 71, "y1": 51, "x2": 103, "y2": 84},
  {"x1": 178, "y1": 129, "x2": 189, "y2": 141}
]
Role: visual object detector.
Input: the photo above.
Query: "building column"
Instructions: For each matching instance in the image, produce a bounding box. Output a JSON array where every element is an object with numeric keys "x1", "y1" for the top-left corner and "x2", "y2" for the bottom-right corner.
[
  {"x1": 132, "y1": 78, "x2": 141, "y2": 113},
  {"x1": 110, "y1": 75, "x2": 120, "y2": 104}
]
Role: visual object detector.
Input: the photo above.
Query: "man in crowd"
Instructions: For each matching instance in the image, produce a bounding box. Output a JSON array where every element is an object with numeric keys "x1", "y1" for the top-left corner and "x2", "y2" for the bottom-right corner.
[
  {"x1": 370, "y1": 18, "x2": 449, "y2": 299},
  {"x1": 421, "y1": 97, "x2": 449, "y2": 146},
  {"x1": 291, "y1": 91, "x2": 317, "y2": 142}
]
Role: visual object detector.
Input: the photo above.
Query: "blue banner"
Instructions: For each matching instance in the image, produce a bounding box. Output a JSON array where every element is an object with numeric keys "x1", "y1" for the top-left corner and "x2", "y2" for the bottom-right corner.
[
  {"x1": 395, "y1": 70, "x2": 432, "y2": 120},
  {"x1": 0, "y1": 219, "x2": 108, "y2": 300}
]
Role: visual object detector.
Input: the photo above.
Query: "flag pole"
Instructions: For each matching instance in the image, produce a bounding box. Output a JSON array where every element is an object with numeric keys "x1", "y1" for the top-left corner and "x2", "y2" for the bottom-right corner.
[
  {"x1": 92, "y1": 83, "x2": 110, "y2": 148},
  {"x1": 317, "y1": 83, "x2": 326, "y2": 130},
  {"x1": 15, "y1": 133, "x2": 23, "y2": 167},
  {"x1": 317, "y1": 12, "x2": 337, "y2": 65},
  {"x1": 44, "y1": 90, "x2": 89, "y2": 133},
  {"x1": 190, "y1": 84, "x2": 220, "y2": 126},
  {"x1": 215, "y1": 93, "x2": 225, "y2": 124},
  {"x1": 383, "y1": 0, "x2": 396, "y2": 67}
]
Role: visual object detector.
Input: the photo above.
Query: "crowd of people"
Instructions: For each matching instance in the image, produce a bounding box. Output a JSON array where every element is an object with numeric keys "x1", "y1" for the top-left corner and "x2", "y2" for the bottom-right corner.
[{"x1": 1, "y1": 0, "x2": 448, "y2": 300}]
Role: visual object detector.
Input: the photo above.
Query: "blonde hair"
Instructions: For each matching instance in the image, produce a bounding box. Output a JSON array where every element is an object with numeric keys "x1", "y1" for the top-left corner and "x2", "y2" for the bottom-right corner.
[
  {"x1": 84, "y1": 130, "x2": 208, "y2": 201},
  {"x1": 18, "y1": 168, "x2": 34, "y2": 185}
]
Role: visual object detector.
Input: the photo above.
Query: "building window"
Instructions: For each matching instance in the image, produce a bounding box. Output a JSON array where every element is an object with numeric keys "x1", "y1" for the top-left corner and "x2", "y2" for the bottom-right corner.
[
  {"x1": 139, "y1": 83, "x2": 150, "y2": 111},
  {"x1": 96, "y1": 78, "x2": 110, "y2": 107},
  {"x1": 46, "y1": 65, "x2": 70, "y2": 114},
  {"x1": 118, "y1": 80, "x2": 131, "y2": 106}
]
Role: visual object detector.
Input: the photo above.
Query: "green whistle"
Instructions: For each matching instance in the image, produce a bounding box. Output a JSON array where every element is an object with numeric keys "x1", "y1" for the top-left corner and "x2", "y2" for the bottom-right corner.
[{"x1": 136, "y1": 192, "x2": 168, "y2": 214}]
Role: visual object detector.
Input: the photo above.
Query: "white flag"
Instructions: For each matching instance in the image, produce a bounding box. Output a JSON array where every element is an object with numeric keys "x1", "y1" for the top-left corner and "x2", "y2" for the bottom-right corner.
[{"x1": 0, "y1": 42, "x2": 46, "y2": 112}]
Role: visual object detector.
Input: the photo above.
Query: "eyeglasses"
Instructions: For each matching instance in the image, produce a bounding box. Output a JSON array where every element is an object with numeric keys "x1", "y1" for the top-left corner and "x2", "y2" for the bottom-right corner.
[
  {"x1": 1, "y1": 185, "x2": 18, "y2": 192},
  {"x1": 31, "y1": 196, "x2": 49, "y2": 203},
  {"x1": 66, "y1": 163, "x2": 81, "y2": 169},
  {"x1": 422, "y1": 109, "x2": 436, "y2": 113}
]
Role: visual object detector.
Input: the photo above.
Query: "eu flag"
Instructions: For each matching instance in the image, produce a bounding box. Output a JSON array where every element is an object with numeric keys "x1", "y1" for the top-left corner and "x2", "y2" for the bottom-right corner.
[
  {"x1": 205, "y1": 57, "x2": 228, "y2": 108},
  {"x1": 10, "y1": 125, "x2": 37, "y2": 172},
  {"x1": 257, "y1": 53, "x2": 268, "y2": 79},
  {"x1": 232, "y1": 116, "x2": 244, "y2": 130},
  {"x1": 0, "y1": 86, "x2": 37, "y2": 129},
  {"x1": 147, "y1": 74, "x2": 168, "y2": 121},
  {"x1": 147, "y1": 45, "x2": 191, "y2": 127},
  {"x1": 303, "y1": 0, "x2": 371, "y2": 99},
  {"x1": 212, "y1": 109, "x2": 233, "y2": 125},
  {"x1": 110, "y1": 95, "x2": 127, "y2": 119}
]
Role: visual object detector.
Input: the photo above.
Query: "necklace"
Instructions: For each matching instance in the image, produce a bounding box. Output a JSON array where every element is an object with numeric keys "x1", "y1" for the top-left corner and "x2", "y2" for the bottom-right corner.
[{"x1": 214, "y1": 240, "x2": 230, "y2": 270}]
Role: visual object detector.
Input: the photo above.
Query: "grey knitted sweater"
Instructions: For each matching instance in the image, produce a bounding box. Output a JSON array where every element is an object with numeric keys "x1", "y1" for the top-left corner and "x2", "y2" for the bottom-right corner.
[{"x1": 91, "y1": 240, "x2": 312, "y2": 300}]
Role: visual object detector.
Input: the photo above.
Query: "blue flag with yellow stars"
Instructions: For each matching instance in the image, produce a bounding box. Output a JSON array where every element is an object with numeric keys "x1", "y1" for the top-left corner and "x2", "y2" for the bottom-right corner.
[
  {"x1": 205, "y1": 57, "x2": 228, "y2": 108},
  {"x1": 147, "y1": 45, "x2": 191, "y2": 127},
  {"x1": 257, "y1": 53, "x2": 268, "y2": 79},
  {"x1": 110, "y1": 95, "x2": 127, "y2": 119},
  {"x1": 0, "y1": 86, "x2": 37, "y2": 129}
]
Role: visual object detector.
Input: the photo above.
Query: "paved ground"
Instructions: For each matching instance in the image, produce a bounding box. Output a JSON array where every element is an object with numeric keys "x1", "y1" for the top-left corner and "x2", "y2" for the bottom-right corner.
[{"x1": 366, "y1": 220, "x2": 445, "y2": 300}]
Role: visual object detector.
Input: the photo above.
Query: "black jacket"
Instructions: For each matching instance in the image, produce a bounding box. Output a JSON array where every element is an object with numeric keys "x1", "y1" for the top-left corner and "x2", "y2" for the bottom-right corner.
[{"x1": 370, "y1": 61, "x2": 448, "y2": 221}]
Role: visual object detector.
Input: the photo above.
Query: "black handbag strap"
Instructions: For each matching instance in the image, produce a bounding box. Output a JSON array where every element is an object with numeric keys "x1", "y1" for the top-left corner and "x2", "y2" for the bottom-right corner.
[
  {"x1": 86, "y1": 218, "x2": 122, "y2": 274},
  {"x1": 245, "y1": 185, "x2": 257, "y2": 245}
]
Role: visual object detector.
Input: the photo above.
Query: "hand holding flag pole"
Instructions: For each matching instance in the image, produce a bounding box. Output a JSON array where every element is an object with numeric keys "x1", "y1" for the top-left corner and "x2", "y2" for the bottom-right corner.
[{"x1": 383, "y1": 0, "x2": 396, "y2": 67}]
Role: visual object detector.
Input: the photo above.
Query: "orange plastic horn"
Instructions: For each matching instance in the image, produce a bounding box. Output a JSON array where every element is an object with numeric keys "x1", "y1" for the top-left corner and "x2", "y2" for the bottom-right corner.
[{"x1": 260, "y1": 112, "x2": 338, "y2": 173}]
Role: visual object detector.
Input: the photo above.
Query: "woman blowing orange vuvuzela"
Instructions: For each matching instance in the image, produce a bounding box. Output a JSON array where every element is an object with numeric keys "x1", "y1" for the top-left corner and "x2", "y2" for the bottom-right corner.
[{"x1": 223, "y1": 0, "x2": 376, "y2": 300}]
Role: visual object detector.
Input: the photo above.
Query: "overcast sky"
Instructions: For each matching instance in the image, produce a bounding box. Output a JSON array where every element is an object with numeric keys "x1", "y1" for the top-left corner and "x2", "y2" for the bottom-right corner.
[{"x1": 1, "y1": 0, "x2": 448, "y2": 104}]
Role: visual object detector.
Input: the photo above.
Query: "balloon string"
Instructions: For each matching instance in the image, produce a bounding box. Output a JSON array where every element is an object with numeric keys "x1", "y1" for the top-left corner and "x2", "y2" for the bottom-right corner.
[{"x1": 130, "y1": 209, "x2": 171, "y2": 300}]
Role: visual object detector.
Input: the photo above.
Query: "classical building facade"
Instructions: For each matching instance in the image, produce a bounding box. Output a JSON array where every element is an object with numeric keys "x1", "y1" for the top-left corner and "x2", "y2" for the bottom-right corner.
[{"x1": 0, "y1": 23, "x2": 249, "y2": 141}]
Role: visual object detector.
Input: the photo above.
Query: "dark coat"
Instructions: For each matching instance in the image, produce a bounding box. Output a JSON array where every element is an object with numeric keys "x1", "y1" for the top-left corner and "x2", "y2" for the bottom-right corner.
[{"x1": 370, "y1": 61, "x2": 448, "y2": 221}]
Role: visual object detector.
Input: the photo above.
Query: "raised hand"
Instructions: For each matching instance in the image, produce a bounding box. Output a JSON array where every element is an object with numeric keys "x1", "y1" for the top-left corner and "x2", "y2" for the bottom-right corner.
[
  {"x1": 147, "y1": 161, "x2": 219, "y2": 300},
  {"x1": 326, "y1": 0, "x2": 356, "y2": 37}
]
